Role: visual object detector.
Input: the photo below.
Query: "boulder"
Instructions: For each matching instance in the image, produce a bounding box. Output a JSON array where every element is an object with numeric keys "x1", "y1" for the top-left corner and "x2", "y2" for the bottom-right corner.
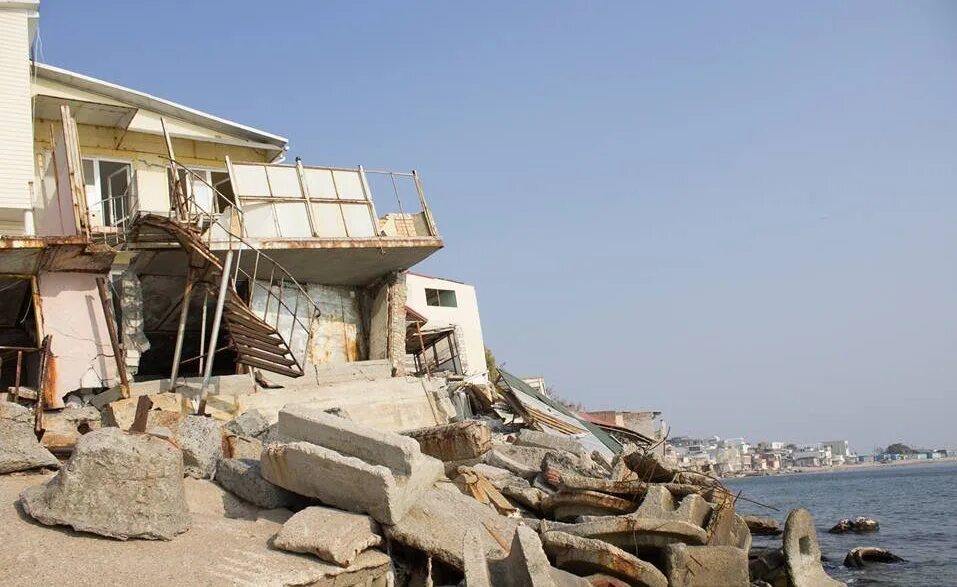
[
  {"x1": 177, "y1": 415, "x2": 223, "y2": 479},
  {"x1": 843, "y1": 547, "x2": 904, "y2": 568},
  {"x1": 828, "y1": 516, "x2": 879, "y2": 534},
  {"x1": 541, "y1": 515, "x2": 708, "y2": 554},
  {"x1": 664, "y1": 544, "x2": 750, "y2": 587},
  {"x1": 19, "y1": 428, "x2": 190, "y2": 540},
  {"x1": 783, "y1": 508, "x2": 846, "y2": 587},
  {"x1": 214, "y1": 458, "x2": 302, "y2": 510},
  {"x1": 222, "y1": 434, "x2": 263, "y2": 460},
  {"x1": 273, "y1": 506, "x2": 382, "y2": 567},
  {"x1": 0, "y1": 402, "x2": 59, "y2": 473}
]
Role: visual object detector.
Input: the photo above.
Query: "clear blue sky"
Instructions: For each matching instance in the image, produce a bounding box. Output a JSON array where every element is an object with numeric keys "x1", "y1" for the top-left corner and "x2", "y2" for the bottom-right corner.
[{"x1": 39, "y1": 1, "x2": 957, "y2": 453}]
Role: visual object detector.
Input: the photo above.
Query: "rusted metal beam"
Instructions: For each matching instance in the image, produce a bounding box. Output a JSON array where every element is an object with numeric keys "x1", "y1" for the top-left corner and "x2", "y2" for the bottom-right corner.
[{"x1": 95, "y1": 277, "x2": 130, "y2": 399}]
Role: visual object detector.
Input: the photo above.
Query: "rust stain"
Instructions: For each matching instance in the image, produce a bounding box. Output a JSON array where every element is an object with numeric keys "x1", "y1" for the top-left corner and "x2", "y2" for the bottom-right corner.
[{"x1": 41, "y1": 354, "x2": 63, "y2": 409}]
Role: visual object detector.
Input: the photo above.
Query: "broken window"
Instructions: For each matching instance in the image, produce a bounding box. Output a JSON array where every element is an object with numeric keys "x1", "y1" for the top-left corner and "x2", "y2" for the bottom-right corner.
[
  {"x1": 425, "y1": 288, "x2": 457, "y2": 308},
  {"x1": 168, "y1": 168, "x2": 234, "y2": 214},
  {"x1": 82, "y1": 158, "x2": 132, "y2": 227}
]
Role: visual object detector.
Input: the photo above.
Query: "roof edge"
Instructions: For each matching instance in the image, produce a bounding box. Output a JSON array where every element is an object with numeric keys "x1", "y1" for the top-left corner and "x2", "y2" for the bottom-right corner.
[{"x1": 34, "y1": 62, "x2": 288, "y2": 151}]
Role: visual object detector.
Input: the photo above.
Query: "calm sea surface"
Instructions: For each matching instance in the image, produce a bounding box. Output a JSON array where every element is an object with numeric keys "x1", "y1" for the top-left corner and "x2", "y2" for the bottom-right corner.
[{"x1": 725, "y1": 461, "x2": 957, "y2": 586}]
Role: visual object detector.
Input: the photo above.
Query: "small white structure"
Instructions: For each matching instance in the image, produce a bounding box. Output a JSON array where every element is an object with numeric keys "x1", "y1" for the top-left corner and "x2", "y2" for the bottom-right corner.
[{"x1": 405, "y1": 272, "x2": 488, "y2": 383}]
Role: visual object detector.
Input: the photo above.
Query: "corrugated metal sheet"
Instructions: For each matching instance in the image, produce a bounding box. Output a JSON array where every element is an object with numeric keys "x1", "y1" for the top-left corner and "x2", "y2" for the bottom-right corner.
[{"x1": 496, "y1": 368, "x2": 623, "y2": 458}]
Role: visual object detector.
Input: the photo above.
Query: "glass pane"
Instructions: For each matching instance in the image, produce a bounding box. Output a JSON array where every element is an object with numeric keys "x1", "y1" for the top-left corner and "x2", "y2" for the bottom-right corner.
[
  {"x1": 266, "y1": 166, "x2": 303, "y2": 198},
  {"x1": 303, "y1": 168, "x2": 338, "y2": 199},
  {"x1": 332, "y1": 170, "x2": 365, "y2": 200},
  {"x1": 312, "y1": 202, "x2": 347, "y2": 237},
  {"x1": 341, "y1": 203, "x2": 376, "y2": 237},
  {"x1": 274, "y1": 202, "x2": 312, "y2": 237}
]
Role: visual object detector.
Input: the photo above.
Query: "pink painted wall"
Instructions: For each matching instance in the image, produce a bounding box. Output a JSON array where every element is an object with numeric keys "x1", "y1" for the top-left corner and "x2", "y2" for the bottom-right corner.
[{"x1": 38, "y1": 271, "x2": 116, "y2": 406}]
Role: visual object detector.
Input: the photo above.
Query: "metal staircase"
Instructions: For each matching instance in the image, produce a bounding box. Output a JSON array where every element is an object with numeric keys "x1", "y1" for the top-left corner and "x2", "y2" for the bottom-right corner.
[
  {"x1": 131, "y1": 214, "x2": 312, "y2": 379},
  {"x1": 116, "y1": 145, "x2": 321, "y2": 393}
]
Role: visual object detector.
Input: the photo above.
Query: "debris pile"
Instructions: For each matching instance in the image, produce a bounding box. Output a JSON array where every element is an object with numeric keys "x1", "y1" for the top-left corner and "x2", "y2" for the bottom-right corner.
[{"x1": 3, "y1": 369, "x2": 850, "y2": 586}]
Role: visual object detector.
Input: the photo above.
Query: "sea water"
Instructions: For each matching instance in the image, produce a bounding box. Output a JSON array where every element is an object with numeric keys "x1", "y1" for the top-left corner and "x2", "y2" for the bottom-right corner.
[{"x1": 725, "y1": 461, "x2": 957, "y2": 586}]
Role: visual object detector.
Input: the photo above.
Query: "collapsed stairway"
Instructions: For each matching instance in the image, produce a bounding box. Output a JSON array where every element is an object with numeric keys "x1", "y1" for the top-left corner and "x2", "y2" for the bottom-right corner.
[{"x1": 132, "y1": 213, "x2": 315, "y2": 379}]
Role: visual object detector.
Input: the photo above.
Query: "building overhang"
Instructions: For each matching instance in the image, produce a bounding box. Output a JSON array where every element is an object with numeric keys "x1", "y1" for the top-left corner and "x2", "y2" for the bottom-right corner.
[
  {"x1": 129, "y1": 237, "x2": 443, "y2": 286},
  {"x1": 0, "y1": 236, "x2": 115, "y2": 275}
]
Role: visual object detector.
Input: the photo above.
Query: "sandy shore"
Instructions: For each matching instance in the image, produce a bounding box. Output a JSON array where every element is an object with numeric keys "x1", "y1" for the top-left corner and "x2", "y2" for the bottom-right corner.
[{"x1": 728, "y1": 456, "x2": 957, "y2": 479}]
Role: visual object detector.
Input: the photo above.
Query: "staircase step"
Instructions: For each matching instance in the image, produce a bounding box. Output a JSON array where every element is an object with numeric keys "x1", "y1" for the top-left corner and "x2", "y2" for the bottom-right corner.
[
  {"x1": 236, "y1": 356, "x2": 303, "y2": 378},
  {"x1": 234, "y1": 344, "x2": 298, "y2": 367}
]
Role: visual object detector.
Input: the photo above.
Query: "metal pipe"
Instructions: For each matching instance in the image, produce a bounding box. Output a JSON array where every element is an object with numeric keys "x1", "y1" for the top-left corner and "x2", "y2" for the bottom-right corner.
[
  {"x1": 95, "y1": 277, "x2": 131, "y2": 398},
  {"x1": 197, "y1": 249, "x2": 234, "y2": 416},
  {"x1": 197, "y1": 290, "x2": 208, "y2": 376},
  {"x1": 169, "y1": 271, "x2": 195, "y2": 387}
]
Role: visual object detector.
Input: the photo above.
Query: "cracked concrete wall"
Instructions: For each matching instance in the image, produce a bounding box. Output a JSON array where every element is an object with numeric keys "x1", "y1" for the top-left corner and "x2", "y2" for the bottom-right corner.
[
  {"x1": 118, "y1": 268, "x2": 149, "y2": 375},
  {"x1": 38, "y1": 271, "x2": 117, "y2": 406}
]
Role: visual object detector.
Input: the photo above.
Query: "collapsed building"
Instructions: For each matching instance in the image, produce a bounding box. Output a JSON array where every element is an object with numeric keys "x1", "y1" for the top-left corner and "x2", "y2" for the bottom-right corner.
[
  {"x1": 0, "y1": 0, "x2": 451, "y2": 413},
  {"x1": 0, "y1": 3, "x2": 852, "y2": 586}
]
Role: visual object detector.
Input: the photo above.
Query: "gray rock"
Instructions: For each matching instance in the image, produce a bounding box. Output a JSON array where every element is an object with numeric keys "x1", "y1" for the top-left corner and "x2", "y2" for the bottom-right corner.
[
  {"x1": 784, "y1": 508, "x2": 846, "y2": 587},
  {"x1": 487, "y1": 444, "x2": 551, "y2": 479},
  {"x1": 273, "y1": 506, "x2": 382, "y2": 567},
  {"x1": 405, "y1": 420, "x2": 492, "y2": 462},
  {"x1": 224, "y1": 409, "x2": 269, "y2": 438},
  {"x1": 744, "y1": 515, "x2": 783, "y2": 536},
  {"x1": 214, "y1": 458, "x2": 301, "y2": 510},
  {"x1": 515, "y1": 429, "x2": 586, "y2": 457},
  {"x1": 385, "y1": 486, "x2": 521, "y2": 571},
  {"x1": 542, "y1": 450, "x2": 607, "y2": 480},
  {"x1": 177, "y1": 415, "x2": 223, "y2": 479},
  {"x1": 0, "y1": 402, "x2": 59, "y2": 473},
  {"x1": 19, "y1": 428, "x2": 190, "y2": 540},
  {"x1": 665, "y1": 544, "x2": 750, "y2": 587},
  {"x1": 542, "y1": 531, "x2": 668, "y2": 587}
]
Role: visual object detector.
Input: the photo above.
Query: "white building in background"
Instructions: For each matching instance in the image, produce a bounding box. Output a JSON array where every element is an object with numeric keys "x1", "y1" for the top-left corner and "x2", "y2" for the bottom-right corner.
[
  {"x1": 821, "y1": 440, "x2": 852, "y2": 465},
  {"x1": 405, "y1": 272, "x2": 489, "y2": 383}
]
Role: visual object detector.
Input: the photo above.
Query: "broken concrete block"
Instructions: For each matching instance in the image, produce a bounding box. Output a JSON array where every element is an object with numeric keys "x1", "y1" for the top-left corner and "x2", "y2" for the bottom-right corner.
[
  {"x1": 385, "y1": 485, "x2": 521, "y2": 571},
  {"x1": 634, "y1": 484, "x2": 711, "y2": 528},
  {"x1": 542, "y1": 450, "x2": 607, "y2": 481},
  {"x1": 784, "y1": 508, "x2": 846, "y2": 587},
  {"x1": 177, "y1": 415, "x2": 223, "y2": 479},
  {"x1": 0, "y1": 402, "x2": 59, "y2": 473},
  {"x1": 261, "y1": 440, "x2": 441, "y2": 525},
  {"x1": 273, "y1": 506, "x2": 382, "y2": 567},
  {"x1": 259, "y1": 422, "x2": 295, "y2": 446},
  {"x1": 501, "y1": 484, "x2": 548, "y2": 512},
  {"x1": 39, "y1": 406, "x2": 101, "y2": 454},
  {"x1": 542, "y1": 514, "x2": 708, "y2": 554},
  {"x1": 405, "y1": 420, "x2": 491, "y2": 462},
  {"x1": 19, "y1": 427, "x2": 189, "y2": 540},
  {"x1": 542, "y1": 531, "x2": 668, "y2": 587},
  {"x1": 743, "y1": 515, "x2": 783, "y2": 536},
  {"x1": 223, "y1": 434, "x2": 263, "y2": 460},
  {"x1": 665, "y1": 544, "x2": 750, "y2": 587},
  {"x1": 101, "y1": 392, "x2": 186, "y2": 430},
  {"x1": 278, "y1": 403, "x2": 423, "y2": 476},
  {"x1": 214, "y1": 458, "x2": 301, "y2": 510},
  {"x1": 541, "y1": 490, "x2": 638, "y2": 521},
  {"x1": 224, "y1": 408, "x2": 269, "y2": 438},
  {"x1": 516, "y1": 429, "x2": 586, "y2": 457},
  {"x1": 464, "y1": 524, "x2": 589, "y2": 587},
  {"x1": 487, "y1": 444, "x2": 551, "y2": 479}
]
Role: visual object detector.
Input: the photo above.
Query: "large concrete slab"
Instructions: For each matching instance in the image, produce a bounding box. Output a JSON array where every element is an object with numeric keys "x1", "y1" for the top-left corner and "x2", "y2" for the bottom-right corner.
[{"x1": 1, "y1": 473, "x2": 391, "y2": 586}]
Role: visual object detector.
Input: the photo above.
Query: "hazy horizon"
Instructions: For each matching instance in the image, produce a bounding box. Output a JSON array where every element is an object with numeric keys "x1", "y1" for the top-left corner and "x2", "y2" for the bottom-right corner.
[{"x1": 39, "y1": 1, "x2": 957, "y2": 452}]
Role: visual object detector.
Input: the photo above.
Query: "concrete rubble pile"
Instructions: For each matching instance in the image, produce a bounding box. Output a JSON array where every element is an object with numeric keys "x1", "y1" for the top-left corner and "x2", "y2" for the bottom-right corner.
[{"x1": 1, "y1": 376, "x2": 847, "y2": 586}]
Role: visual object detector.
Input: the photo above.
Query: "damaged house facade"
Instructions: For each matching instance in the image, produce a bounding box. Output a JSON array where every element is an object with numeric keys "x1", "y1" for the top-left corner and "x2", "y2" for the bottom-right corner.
[{"x1": 0, "y1": 1, "x2": 445, "y2": 410}]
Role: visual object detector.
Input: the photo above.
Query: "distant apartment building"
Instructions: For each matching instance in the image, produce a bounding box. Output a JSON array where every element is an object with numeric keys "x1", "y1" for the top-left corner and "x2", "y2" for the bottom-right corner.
[
  {"x1": 821, "y1": 440, "x2": 852, "y2": 465},
  {"x1": 405, "y1": 273, "x2": 489, "y2": 383}
]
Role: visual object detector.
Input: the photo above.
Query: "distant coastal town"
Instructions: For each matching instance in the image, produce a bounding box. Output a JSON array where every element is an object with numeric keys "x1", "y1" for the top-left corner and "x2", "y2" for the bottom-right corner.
[{"x1": 665, "y1": 436, "x2": 956, "y2": 477}]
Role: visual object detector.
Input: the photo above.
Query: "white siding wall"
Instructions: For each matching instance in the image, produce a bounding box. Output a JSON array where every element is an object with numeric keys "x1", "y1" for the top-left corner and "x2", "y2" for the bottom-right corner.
[
  {"x1": 0, "y1": 5, "x2": 36, "y2": 228},
  {"x1": 406, "y1": 273, "x2": 489, "y2": 382}
]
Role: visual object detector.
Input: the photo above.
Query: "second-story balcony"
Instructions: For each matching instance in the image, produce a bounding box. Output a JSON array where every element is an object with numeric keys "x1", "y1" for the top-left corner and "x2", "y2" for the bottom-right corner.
[{"x1": 95, "y1": 158, "x2": 443, "y2": 286}]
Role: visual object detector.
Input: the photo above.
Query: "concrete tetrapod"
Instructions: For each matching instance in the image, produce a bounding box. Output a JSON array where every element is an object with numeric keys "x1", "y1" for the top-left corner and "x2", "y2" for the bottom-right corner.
[
  {"x1": 541, "y1": 531, "x2": 668, "y2": 587},
  {"x1": 783, "y1": 508, "x2": 846, "y2": 587}
]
